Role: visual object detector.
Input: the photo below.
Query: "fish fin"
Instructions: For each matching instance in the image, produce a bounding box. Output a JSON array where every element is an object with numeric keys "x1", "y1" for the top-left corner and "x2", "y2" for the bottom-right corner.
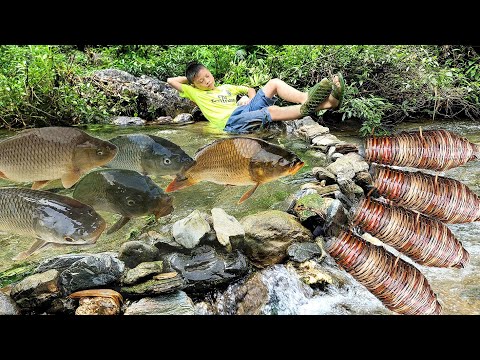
[
  {"x1": 12, "y1": 239, "x2": 51, "y2": 261},
  {"x1": 31, "y1": 180, "x2": 51, "y2": 190},
  {"x1": 61, "y1": 171, "x2": 81, "y2": 188},
  {"x1": 0, "y1": 171, "x2": 8, "y2": 179},
  {"x1": 165, "y1": 176, "x2": 197, "y2": 192},
  {"x1": 107, "y1": 216, "x2": 131, "y2": 235},
  {"x1": 238, "y1": 183, "x2": 260, "y2": 204}
]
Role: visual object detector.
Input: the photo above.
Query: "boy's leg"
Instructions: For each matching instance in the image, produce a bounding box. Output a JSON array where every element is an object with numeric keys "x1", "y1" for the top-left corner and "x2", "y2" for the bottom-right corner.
[
  {"x1": 267, "y1": 93, "x2": 341, "y2": 122},
  {"x1": 262, "y1": 78, "x2": 307, "y2": 104},
  {"x1": 262, "y1": 75, "x2": 343, "y2": 113}
]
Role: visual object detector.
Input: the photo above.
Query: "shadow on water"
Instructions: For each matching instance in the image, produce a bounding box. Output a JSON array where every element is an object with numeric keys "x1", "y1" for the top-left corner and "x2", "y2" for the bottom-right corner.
[{"x1": 1, "y1": 119, "x2": 480, "y2": 314}]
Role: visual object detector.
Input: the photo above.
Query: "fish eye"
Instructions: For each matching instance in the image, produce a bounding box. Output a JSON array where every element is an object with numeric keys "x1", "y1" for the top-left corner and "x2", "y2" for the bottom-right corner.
[
  {"x1": 97, "y1": 149, "x2": 104, "y2": 156},
  {"x1": 163, "y1": 158, "x2": 172, "y2": 165},
  {"x1": 64, "y1": 236, "x2": 75, "y2": 243},
  {"x1": 127, "y1": 199, "x2": 136, "y2": 206},
  {"x1": 279, "y1": 158, "x2": 289, "y2": 166}
]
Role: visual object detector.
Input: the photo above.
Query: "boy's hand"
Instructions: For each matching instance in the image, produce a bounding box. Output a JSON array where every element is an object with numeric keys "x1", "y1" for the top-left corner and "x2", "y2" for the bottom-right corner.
[{"x1": 237, "y1": 96, "x2": 251, "y2": 106}]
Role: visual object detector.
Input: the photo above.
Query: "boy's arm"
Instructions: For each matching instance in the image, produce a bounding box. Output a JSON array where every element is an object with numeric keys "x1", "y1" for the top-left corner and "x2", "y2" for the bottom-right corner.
[
  {"x1": 238, "y1": 87, "x2": 256, "y2": 106},
  {"x1": 167, "y1": 76, "x2": 189, "y2": 92}
]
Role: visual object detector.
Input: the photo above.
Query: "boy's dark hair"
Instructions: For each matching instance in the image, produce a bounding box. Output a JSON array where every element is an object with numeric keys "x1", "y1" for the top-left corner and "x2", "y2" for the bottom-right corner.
[{"x1": 185, "y1": 62, "x2": 206, "y2": 83}]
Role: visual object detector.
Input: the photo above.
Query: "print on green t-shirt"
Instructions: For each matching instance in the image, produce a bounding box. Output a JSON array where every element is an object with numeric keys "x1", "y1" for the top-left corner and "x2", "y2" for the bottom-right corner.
[{"x1": 180, "y1": 84, "x2": 249, "y2": 129}]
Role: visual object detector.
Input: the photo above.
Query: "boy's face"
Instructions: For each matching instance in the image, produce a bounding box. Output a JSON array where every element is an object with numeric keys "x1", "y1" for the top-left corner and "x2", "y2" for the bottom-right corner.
[{"x1": 192, "y1": 67, "x2": 215, "y2": 90}]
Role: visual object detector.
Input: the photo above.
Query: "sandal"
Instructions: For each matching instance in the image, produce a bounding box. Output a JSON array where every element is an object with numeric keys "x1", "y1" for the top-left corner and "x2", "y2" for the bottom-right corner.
[
  {"x1": 300, "y1": 78, "x2": 332, "y2": 117},
  {"x1": 331, "y1": 72, "x2": 345, "y2": 110}
]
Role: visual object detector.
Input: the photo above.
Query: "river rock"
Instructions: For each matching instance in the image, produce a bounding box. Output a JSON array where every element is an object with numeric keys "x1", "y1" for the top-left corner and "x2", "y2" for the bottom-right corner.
[
  {"x1": 293, "y1": 193, "x2": 335, "y2": 222},
  {"x1": 118, "y1": 241, "x2": 160, "y2": 269},
  {"x1": 123, "y1": 291, "x2": 194, "y2": 315},
  {"x1": 236, "y1": 210, "x2": 312, "y2": 267},
  {"x1": 335, "y1": 143, "x2": 359, "y2": 154},
  {"x1": 286, "y1": 260, "x2": 333, "y2": 287},
  {"x1": 141, "y1": 226, "x2": 184, "y2": 252},
  {"x1": 337, "y1": 177, "x2": 365, "y2": 200},
  {"x1": 331, "y1": 152, "x2": 344, "y2": 161},
  {"x1": 91, "y1": 69, "x2": 196, "y2": 119},
  {"x1": 311, "y1": 133, "x2": 343, "y2": 150},
  {"x1": 312, "y1": 167, "x2": 336, "y2": 185},
  {"x1": 326, "y1": 152, "x2": 369, "y2": 180},
  {"x1": 354, "y1": 171, "x2": 373, "y2": 187},
  {"x1": 211, "y1": 208, "x2": 245, "y2": 250},
  {"x1": 172, "y1": 113, "x2": 194, "y2": 125},
  {"x1": 36, "y1": 254, "x2": 92, "y2": 273},
  {"x1": 121, "y1": 272, "x2": 184, "y2": 297},
  {"x1": 75, "y1": 297, "x2": 121, "y2": 315},
  {"x1": 0, "y1": 292, "x2": 20, "y2": 315},
  {"x1": 295, "y1": 122, "x2": 330, "y2": 142},
  {"x1": 287, "y1": 242, "x2": 324, "y2": 262},
  {"x1": 122, "y1": 261, "x2": 164, "y2": 286},
  {"x1": 214, "y1": 265, "x2": 314, "y2": 315},
  {"x1": 59, "y1": 253, "x2": 125, "y2": 294},
  {"x1": 10, "y1": 269, "x2": 61, "y2": 310},
  {"x1": 300, "y1": 183, "x2": 340, "y2": 197},
  {"x1": 46, "y1": 298, "x2": 77, "y2": 315},
  {"x1": 324, "y1": 199, "x2": 349, "y2": 237},
  {"x1": 162, "y1": 245, "x2": 248, "y2": 293},
  {"x1": 172, "y1": 210, "x2": 211, "y2": 249},
  {"x1": 112, "y1": 116, "x2": 146, "y2": 126}
]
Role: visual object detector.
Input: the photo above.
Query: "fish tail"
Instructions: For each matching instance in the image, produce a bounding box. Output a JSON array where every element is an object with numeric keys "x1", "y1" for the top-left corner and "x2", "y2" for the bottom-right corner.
[{"x1": 165, "y1": 176, "x2": 196, "y2": 192}]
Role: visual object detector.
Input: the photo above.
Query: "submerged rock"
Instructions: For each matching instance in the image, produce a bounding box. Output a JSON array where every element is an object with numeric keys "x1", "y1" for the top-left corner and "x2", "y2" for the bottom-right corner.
[
  {"x1": 211, "y1": 208, "x2": 245, "y2": 251},
  {"x1": 172, "y1": 210, "x2": 211, "y2": 249},
  {"x1": 36, "y1": 254, "x2": 92, "y2": 274},
  {"x1": 10, "y1": 269, "x2": 61, "y2": 311},
  {"x1": 122, "y1": 261, "x2": 164, "y2": 286},
  {"x1": 121, "y1": 272, "x2": 184, "y2": 297},
  {"x1": 123, "y1": 291, "x2": 194, "y2": 315},
  {"x1": 118, "y1": 241, "x2": 160, "y2": 269},
  {"x1": 112, "y1": 116, "x2": 146, "y2": 126},
  {"x1": 236, "y1": 210, "x2": 312, "y2": 267},
  {"x1": 75, "y1": 297, "x2": 121, "y2": 315},
  {"x1": 0, "y1": 292, "x2": 20, "y2": 315},
  {"x1": 287, "y1": 242, "x2": 324, "y2": 263},
  {"x1": 162, "y1": 245, "x2": 249, "y2": 294},
  {"x1": 214, "y1": 265, "x2": 314, "y2": 315},
  {"x1": 59, "y1": 253, "x2": 124, "y2": 294}
]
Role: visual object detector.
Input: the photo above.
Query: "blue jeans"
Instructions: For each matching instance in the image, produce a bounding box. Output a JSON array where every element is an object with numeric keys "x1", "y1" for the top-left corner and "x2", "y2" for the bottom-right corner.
[{"x1": 224, "y1": 89, "x2": 277, "y2": 133}]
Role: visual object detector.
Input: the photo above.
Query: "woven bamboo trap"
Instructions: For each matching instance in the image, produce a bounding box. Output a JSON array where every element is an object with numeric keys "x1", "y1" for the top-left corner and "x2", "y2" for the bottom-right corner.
[
  {"x1": 371, "y1": 164, "x2": 480, "y2": 223},
  {"x1": 365, "y1": 129, "x2": 480, "y2": 171},
  {"x1": 351, "y1": 197, "x2": 470, "y2": 268},
  {"x1": 325, "y1": 229, "x2": 442, "y2": 315}
]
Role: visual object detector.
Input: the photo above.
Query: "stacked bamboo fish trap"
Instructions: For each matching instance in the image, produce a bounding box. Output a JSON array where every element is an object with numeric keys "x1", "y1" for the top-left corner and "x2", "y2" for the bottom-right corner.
[
  {"x1": 371, "y1": 164, "x2": 480, "y2": 223},
  {"x1": 364, "y1": 129, "x2": 479, "y2": 171},
  {"x1": 325, "y1": 129, "x2": 479, "y2": 315},
  {"x1": 351, "y1": 197, "x2": 470, "y2": 268},
  {"x1": 325, "y1": 229, "x2": 442, "y2": 315}
]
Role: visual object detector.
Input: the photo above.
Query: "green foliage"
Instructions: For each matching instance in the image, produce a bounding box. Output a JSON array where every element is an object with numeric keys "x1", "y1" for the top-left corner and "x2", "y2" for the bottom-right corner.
[{"x1": 0, "y1": 45, "x2": 479, "y2": 132}]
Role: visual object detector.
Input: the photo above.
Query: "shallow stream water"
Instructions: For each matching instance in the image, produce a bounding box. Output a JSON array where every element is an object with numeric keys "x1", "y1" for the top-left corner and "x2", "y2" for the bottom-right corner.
[{"x1": 1, "y1": 119, "x2": 479, "y2": 315}]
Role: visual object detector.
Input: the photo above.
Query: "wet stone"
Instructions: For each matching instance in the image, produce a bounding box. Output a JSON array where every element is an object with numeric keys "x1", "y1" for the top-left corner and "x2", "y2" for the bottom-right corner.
[
  {"x1": 118, "y1": 241, "x2": 160, "y2": 269},
  {"x1": 0, "y1": 292, "x2": 20, "y2": 315},
  {"x1": 10, "y1": 269, "x2": 61, "y2": 310},
  {"x1": 59, "y1": 253, "x2": 124, "y2": 295},
  {"x1": 122, "y1": 261, "x2": 164, "y2": 286},
  {"x1": 121, "y1": 272, "x2": 184, "y2": 297},
  {"x1": 287, "y1": 242, "x2": 324, "y2": 262},
  {"x1": 123, "y1": 291, "x2": 194, "y2": 315},
  {"x1": 162, "y1": 245, "x2": 249, "y2": 293}
]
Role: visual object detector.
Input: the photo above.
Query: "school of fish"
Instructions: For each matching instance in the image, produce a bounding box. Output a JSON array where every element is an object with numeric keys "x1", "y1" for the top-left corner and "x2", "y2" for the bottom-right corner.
[{"x1": 0, "y1": 128, "x2": 304, "y2": 260}]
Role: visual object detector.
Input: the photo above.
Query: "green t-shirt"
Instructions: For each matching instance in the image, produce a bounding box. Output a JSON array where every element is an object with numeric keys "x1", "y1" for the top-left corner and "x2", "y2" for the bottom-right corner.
[{"x1": 180, "y1": 84, "x2": 249, "y2": 130}]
